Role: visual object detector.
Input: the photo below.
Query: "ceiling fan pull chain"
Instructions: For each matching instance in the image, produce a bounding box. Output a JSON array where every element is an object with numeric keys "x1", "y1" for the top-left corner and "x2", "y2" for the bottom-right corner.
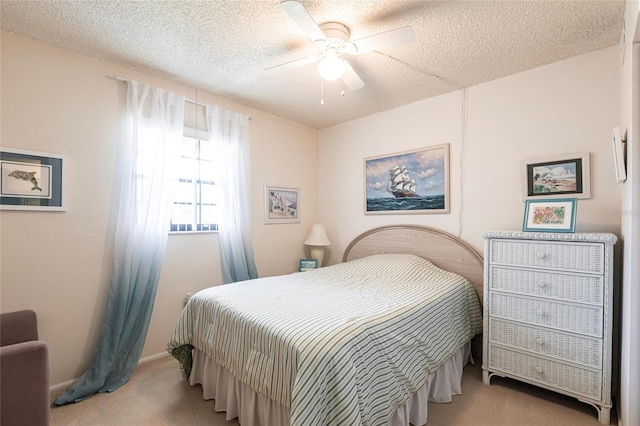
[{"x1": 320, "y1": 78, "x2": 325, "y2": 105}]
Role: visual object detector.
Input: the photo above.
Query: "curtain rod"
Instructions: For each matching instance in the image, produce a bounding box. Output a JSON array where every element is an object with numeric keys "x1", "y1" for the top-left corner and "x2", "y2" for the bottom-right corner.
[
  {"x1": 110, "y1": 75, "x2": 252, "y2": 120},
  {"x1": 111, "y1": 75, "x2": 206, "y2": 106}
]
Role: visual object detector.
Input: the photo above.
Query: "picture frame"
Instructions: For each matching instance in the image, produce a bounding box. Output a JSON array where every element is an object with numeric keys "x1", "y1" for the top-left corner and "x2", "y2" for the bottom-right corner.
[
  {"x1": 264, "y1": 185, "x2": 300, "y2": 224},
  {"x1": 298, "y1": 258, "x2": 318, "y2": 272},
  {"x1": 522, "y1": 198, "x2": 577, "y2": 233},
  {"x1": 1, "y1": 147, "x2": 68, "y2": 211},
  {"x1": 364, "y1": 144, "x2": 449, "y2": 214},
  {"x1": 522, "y1": 152, "x2": 590, "y2": 200},
  {"x1": 612, "y1": 126, "x2": 626, "y2": 183}
]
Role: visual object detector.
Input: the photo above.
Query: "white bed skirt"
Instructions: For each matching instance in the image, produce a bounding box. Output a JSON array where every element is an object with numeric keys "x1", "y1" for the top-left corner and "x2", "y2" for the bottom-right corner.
[{"x1": 189, "y1": 342, "x2": 471, "y2": 426}]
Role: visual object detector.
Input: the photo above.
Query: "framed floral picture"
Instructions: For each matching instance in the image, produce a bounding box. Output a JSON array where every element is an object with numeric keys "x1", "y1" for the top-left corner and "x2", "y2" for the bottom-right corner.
[{"x1": 523, "y1": 198, "x2": 577, "y2": 233}]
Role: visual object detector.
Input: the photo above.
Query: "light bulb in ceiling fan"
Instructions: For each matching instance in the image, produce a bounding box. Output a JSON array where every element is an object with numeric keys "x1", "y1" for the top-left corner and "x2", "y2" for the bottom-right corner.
[{"x1": 317, "y1": 56, "x2": 346, "y2": 81}]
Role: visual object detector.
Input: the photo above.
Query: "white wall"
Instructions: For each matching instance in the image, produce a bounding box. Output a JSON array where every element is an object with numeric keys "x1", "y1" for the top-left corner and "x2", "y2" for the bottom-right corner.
[
  {"x1": 318, "y1": 92, "x2": 465, "y2": 259},
  {"x1": 319, "y1": 47, "x2": 621, "y2": 261},
  {"x1": 0, "y1": 30, "x2": 319, "y2": 388},
  {"x1": 618, "y1": 2, "x2": 640, "y2": 425}
]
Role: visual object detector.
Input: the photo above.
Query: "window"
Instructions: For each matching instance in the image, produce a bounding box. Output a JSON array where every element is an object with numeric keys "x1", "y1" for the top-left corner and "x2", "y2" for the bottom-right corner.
[{"x1": 170, "y1": 136, "x2": 219, "y2": 232}]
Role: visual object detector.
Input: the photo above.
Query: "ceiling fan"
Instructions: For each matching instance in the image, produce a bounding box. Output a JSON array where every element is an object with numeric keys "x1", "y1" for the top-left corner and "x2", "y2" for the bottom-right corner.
[{"x1": 266, "y1": 0, "x2": 415, "y2": 92}]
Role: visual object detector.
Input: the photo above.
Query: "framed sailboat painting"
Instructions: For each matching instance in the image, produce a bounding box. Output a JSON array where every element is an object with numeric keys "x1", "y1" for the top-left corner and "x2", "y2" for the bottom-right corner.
[{"x1": 364, "y1": 144, "x2": 449, "y2": 214}]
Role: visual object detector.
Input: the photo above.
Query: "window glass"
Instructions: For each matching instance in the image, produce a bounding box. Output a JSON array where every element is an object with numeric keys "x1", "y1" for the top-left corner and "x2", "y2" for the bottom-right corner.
[{"x1": 170, "y1": 136, "x2": 219, "y2": 232}]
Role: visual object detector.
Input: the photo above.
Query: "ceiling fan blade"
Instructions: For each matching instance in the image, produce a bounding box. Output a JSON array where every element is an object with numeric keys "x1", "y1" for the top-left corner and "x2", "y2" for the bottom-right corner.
[
  {"x1": 342, "y1": 62, "x2": 365, "y2": 91},
  {"x1": 265, "y1": 55, "x2": 319, "y2": 74},
  {"x1": 349, "y1": 26, "x2": 415, "y2": 54},
  {"x1": 280, "y1": 1, "x2": 326, "y2": 43}
]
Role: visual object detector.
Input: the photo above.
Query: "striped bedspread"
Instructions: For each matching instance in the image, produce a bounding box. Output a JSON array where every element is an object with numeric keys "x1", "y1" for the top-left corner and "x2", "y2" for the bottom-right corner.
[{"x1": 167, "y1": 253, "x2": 482, "y2": 426}]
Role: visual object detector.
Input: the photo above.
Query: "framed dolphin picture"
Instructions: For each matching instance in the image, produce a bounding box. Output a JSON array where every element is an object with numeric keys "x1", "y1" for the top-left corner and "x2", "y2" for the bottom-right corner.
[{"x1": 0, "y1": 148, "x2": 68, "y2": 211}]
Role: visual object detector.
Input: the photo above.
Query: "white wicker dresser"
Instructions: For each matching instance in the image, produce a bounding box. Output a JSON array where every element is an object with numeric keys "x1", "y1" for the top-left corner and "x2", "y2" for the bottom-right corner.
[{"x1": 482, "y1": 231, "x2": 617, "y2": 424}]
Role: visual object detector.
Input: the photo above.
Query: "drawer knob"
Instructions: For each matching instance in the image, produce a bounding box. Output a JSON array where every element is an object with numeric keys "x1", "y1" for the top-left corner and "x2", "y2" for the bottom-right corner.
[
  {"x1": 535, "y1": 366, "x2": 543, "y2": 374},
  {"x1": 535, "y1": 252, "x2": 546, "y2": 259},
  {"x1": 536, "y1": 338, "x2": 544, "y2": 345}
]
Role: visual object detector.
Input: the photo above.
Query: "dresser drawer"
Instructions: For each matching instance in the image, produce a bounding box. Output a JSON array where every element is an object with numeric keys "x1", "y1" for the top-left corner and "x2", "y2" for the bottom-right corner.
[
  {"x1": 488, "y1": 318, "x2": 602, "y2": 368},
  {"x1": 489, "y1": 293, "x2": 603, "y2": 337},
  {"x1": 489, "y1": 239, "x2": 604, "y2": 274},
  {"x1": 488, "y1": 345, "x2": 602, "y2": 400},
  {"x1": 489, "y1": 266, "x2": 603, "y2": 305}
]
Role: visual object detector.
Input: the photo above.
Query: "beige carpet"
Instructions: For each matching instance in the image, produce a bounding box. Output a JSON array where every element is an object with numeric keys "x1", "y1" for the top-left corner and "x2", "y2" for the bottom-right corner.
[{"x1": 50, "y1": 355, "x2": 614, "y2": 426}]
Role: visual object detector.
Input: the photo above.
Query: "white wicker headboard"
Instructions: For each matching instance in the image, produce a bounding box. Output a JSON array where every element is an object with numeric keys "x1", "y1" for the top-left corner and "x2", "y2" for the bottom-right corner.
[{"x1": 343, "y1": 225, "x2": 484, "y2": 304}]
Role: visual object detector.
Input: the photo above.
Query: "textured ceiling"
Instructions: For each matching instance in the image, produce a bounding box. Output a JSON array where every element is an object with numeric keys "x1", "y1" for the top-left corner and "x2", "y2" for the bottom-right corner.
[{"x1": 0, "y1": 0, "x2": 625, "y2": 129}]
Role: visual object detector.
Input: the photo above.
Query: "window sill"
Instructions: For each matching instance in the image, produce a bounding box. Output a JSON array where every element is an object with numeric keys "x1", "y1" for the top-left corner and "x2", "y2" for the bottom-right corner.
[{"x1": 169, "y1": 230, "x2": 219, "y2": 235}]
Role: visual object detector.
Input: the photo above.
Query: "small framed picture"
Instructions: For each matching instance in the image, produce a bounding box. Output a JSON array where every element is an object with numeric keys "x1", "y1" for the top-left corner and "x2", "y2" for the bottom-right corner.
[
  {"x1": 264, "y1": 185, "x2": 299, "y2": 224},
  {"x1": 298, "y1": 258, "x2": 318, "y2": 272},
  {"x1": 1, "y1": 147, "x2": 68, "y2": 211},
  {"x1": 522, "y1": 152, "x2": 590, "y2": 200},
  {"x1": 523, "y1": 198, "x2": 577, "y2": 233}
]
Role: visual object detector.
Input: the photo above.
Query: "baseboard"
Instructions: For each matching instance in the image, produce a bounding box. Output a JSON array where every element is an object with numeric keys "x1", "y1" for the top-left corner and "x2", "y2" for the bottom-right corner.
[
  {"x1": 139, "y1": 351, "x2": 171, "y2": 365},
  {"x1": 49, "y1": 352, "x2": 171, "y2": 395},
  {"x1": 50, "y1": 379, "x2": 76, "y2": 395}
]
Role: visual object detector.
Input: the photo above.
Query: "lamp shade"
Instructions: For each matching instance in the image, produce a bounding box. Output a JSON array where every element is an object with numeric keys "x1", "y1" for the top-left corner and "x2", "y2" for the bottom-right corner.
[{"x1": 304, "y1": 224, "x2": 331, "y2": 246}]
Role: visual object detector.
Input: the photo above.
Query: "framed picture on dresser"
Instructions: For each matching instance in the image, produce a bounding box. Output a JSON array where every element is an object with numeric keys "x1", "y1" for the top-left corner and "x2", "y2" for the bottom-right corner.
[
  {"x1": 522, "y1": 198, "x2": 577, "y2": 233},
  {"x1": 298, "y1": 258, "x2": 318, "y2": 272}
]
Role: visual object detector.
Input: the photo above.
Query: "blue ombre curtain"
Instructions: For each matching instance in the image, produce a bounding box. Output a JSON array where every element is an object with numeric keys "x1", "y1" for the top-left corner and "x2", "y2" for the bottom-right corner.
[
  {"x1": 54, "y1": 81, "x2": 185, "y2": 405},
  {"x1": 206, "y1": 105, "x2": 258, "y2": 283}
]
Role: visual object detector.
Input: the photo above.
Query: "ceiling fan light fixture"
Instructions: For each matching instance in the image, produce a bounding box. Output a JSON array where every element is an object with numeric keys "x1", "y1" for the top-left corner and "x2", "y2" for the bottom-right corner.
[{"x1": 317, "y1": 56, "x2": 346, "y2": 81}]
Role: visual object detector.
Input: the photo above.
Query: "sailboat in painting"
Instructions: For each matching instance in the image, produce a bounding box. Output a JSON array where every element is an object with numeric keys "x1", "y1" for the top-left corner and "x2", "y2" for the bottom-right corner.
[{"x1": 387, "y1": 165, "x2": 419, "y2": 198}]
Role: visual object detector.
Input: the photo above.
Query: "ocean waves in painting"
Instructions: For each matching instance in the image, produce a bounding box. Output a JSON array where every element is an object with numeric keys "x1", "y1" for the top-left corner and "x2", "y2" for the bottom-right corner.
[{"x1": 366, "y1": 195, "x2": 445, "y2": 212}]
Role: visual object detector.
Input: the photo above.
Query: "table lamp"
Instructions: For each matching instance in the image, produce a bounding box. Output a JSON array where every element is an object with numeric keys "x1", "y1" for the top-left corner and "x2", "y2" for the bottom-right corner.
[{"x1": 304, "y1": 224, "x2": 331, "y2": 267}]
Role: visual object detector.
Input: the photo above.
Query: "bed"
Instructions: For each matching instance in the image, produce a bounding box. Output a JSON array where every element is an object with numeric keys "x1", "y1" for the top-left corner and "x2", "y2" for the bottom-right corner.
[{"x1": 167, "y1": 225, "x2": 484, "y2": 426}]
